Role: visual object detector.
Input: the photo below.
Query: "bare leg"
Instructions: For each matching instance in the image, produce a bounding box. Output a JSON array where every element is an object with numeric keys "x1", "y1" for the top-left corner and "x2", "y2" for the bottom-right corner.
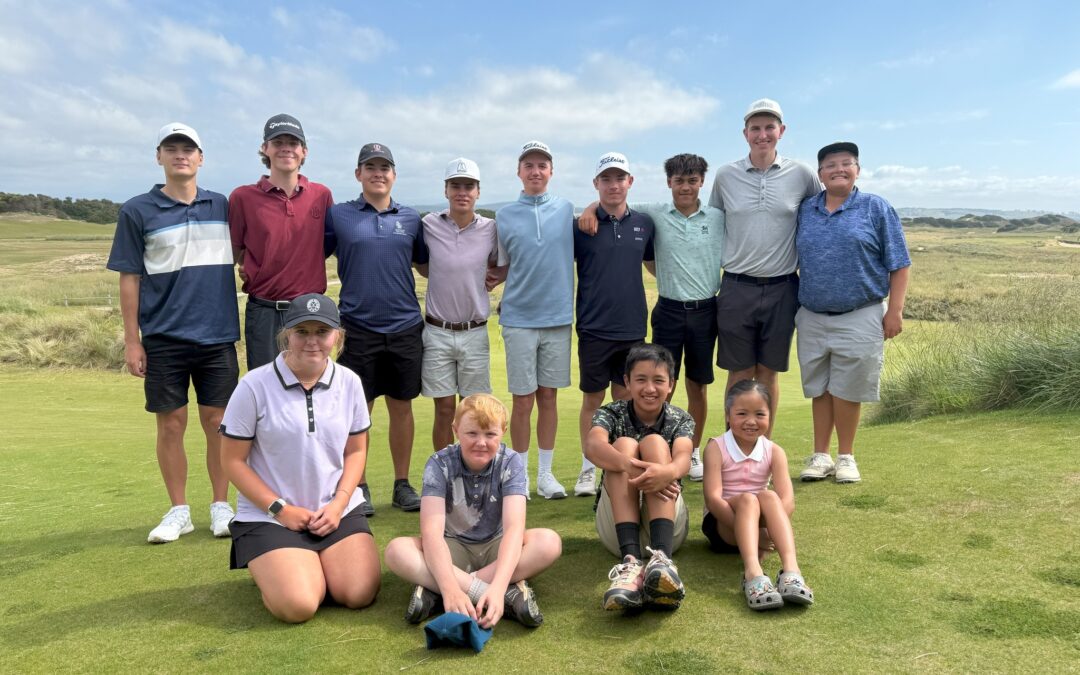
[
  {"x1": 684, "y1": 379, "x2": 708, "y2": 449},
  {"x1": 248, "y1": 548, "x2": 326, "y2": 623},
  {"x1": 385, "y1": 396, "x2": 414, "y2": 480},
  {"x1": 432, "y1": 395, "x2": 457, "y2": 452},
  {"x1": 319, "y1": 533, "x2": 381, "y2": 608},
  {"x1": 155, "y1": 407, "x2": 188, "y2": 506},
  {"x1": 197, "y1": 404, "x2": 228, "y2": 503},
  {"x1": 579, "y1": 390, "x2": 606, "y2": 454},
  {"x1": 360, "y1": 399, "x2": 376, "y2": 484},
  {"x1": 812, "y1": 393, "x2": 835, "y2": 454},
  {"x1": 510, "y1": 393, "x2": 536, "y2": 453},
  {"x1": 638, "y1": 435, "x2": 676, "y2": 522},
  {"x1": 754, "y1": 365, "x2": 779, "y2": 438},
  {"x1": 473, "y1": 528, "x2": 563, "y2": 584},
  {"x1": 604, "y1": 438, "x2": 644, "y2": 524},
  {"x1": 730, "y1": 493, "x2": 764, "y2": 580},
  {"x1": 708, "y1": 498, "x2": 773, "y2": 562},
  {"x1": 384, "y1": 536, "x2": 479, "y2": 594},
  {"x1": 757, "y1": 490, "x2": 799, "y2": 574},
  {"x1": 535, "y1": 386, "x2": 558, "y2": 450},
  {"x1": 833, "y1": 396, "x2": 862, "y2": 455}
]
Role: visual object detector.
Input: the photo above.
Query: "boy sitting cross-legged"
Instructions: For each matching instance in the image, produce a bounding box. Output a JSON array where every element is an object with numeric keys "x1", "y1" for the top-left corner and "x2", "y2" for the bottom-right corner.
[
  {"x1": 384, "y1": 394, "x2": 562, "y2": 628},
  {"x1": 585, "y1": 343, "x2": 693, "y2": 611}
]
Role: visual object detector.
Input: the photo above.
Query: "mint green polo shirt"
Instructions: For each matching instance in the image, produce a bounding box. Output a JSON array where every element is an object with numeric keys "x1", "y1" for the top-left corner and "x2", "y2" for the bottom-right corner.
[{"x1": 634, "y1": 201, "x2": 725, "y2": 302}]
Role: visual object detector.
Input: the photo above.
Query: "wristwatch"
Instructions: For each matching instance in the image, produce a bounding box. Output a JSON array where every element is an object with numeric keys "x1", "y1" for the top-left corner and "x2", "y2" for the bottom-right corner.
[{"x1": 267, "y1": 498, "x2": 287, "y2": 518}]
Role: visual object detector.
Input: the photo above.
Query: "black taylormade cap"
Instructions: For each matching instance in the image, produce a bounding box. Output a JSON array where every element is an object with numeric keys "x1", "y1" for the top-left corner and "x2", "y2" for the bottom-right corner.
[
  {"x1": 357, "y1": 142, "x2": 395, "y2": 167},
  {"x1": 263, "y1": 114, "x2": 306, "y2": 143},
  {"x1": 817, "y1": 141, "x2": 859, "y2": 164}
]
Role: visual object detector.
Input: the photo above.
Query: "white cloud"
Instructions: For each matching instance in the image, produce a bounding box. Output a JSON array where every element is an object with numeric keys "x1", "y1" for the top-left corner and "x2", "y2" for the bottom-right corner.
[
  {"x1": 859, "y1": 164, "x2": 1080, "y2": 211},
  {"x1": 1050, "y1": 68, "x2": 1080, "y2": 89},
  {"x1": 840, "y1": 109, "x2": 989, "y2": 132},
  {"x1": 0, "y1": 33, "x2": 47, "y2": 74},
  {"x1": 270, "y1": 7, "x2": 289, "y2": 27}
]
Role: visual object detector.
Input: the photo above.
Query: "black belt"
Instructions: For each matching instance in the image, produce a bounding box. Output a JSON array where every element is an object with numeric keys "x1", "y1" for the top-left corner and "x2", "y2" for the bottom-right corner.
[
  {"x1": 249, "y1": 295, "x2": 292, "y2": 311},
  {"x1": 724, "y1": 272, "x2": 798, "y2": 285},
  {"x1": 657, "y1": 295, "x2": 715, "y2": 311},
  {"x1": 425, "y1": 315, "x2": 487, "y2": 331},
  {"x1": 820, "y1": 300, "x2": 882, "y2": 316}
]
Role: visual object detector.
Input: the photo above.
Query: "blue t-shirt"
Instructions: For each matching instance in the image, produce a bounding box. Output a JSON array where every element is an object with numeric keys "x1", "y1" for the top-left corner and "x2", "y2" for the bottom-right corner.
[
  {"x1": 324, "y1": 196, "x2": 428, "y2": 333},
  {"x1": 573, "y1": 206, "x2": 655, "y2": 340},
  {"x1": 796, "y1": 188, "x2": 911, "y2": 313},
  {"x1": 495, "y1": 192, "x2": 574, "y2": 328},
  {"x1": 106, "y1": 185, "x2": 239, "y2": 344},
  {"x1": 421, "y1": 444, "x2": 527, "y2": 544}
]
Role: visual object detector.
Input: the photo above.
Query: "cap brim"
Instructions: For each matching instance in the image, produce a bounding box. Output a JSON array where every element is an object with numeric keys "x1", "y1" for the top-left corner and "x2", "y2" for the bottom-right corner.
[
  {"x1": 283, "y1": 315, "x2": 340, "y2": 330},
  {"x1": 265, "y1": 130, "x2": 305, "y2": 142}
]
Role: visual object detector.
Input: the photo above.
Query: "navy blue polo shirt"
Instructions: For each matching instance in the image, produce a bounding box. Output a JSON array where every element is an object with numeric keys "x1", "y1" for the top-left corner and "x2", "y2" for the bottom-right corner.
[
  {"x1": 106, "y1": 185, "x2": 239, "y2": 345},
  {"x1": 573, "y1": 205, "x2": 655, "y2": 340},
  {"x1": 324, "y1": 196, "x2": 428, "y2": 333}
]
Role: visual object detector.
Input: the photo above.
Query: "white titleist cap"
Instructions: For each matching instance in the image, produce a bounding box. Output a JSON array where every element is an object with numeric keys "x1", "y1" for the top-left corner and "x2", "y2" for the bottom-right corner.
[
  {"x1": 518, "y1": 140, "x2": 553, "y2": 161},
  {"x1": 743, "y1": 98, "x2": 783, "y2": 123},
  {"x1": 594, "y1": 152, "x2": 630, "y2": 178},
  {"x1": 444, "y1": 157, "x2": 480, "y2": 182},
  {"x1": 157, "y1": 122, "x2": 202, "y2": 149}
]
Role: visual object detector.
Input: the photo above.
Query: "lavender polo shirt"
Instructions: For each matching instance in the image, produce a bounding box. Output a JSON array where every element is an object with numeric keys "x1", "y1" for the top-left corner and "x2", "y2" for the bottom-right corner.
[
  {"x1": 220, "y1": 354, "x2": 371, "y2": 524},
  {"x1": 708, "y1": 154, "x2": 821, "y2": 277},
  {"x1": 421, "y1": 210, "x2": 506, "y2": 323}
]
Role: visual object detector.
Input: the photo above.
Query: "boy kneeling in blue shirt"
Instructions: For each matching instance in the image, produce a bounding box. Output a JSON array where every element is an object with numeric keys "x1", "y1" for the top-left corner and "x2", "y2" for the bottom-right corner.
[{"x1": 385, "y1": 394, "x2": 562, "y2": 628}]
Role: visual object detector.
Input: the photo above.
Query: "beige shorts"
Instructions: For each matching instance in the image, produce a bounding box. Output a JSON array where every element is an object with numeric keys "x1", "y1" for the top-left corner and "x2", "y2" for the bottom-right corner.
[
  {"x1": 795, "y1": 302, "x2": 886, "y2": 403},
  {"x1": 444, "y1": 535, "x2": 502, "y2": 573},
  {"x1": 595, "y1": 487, "x2": 689, "y2": 558},
  {"x1": 421, "y1": 324, "x2": 492, "y2": 398}
]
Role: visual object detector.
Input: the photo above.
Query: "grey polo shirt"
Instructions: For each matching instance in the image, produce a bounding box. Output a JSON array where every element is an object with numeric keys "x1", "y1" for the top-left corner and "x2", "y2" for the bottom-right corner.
[
  {"x1": 421, "y1": 210, "x2": 506, "y2": 323},
  {"x1": 708, "y1": 154, "x2": 821, "y2": 277},
  {"x1": 635, "y1": 201, "x2": 725, "y2": 301}
]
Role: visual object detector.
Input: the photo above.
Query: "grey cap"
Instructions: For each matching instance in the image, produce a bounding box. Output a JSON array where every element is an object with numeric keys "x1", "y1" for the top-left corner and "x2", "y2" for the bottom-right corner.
[
  {"x1": 263, "y1": 114, "x2": 306, "y2": 143},
  {"x1": 283, "y1": 293, "x2": 340, "y2": 329},
  {"x1": 357, "y1": 142, "x2": 395, "y2": 167}
]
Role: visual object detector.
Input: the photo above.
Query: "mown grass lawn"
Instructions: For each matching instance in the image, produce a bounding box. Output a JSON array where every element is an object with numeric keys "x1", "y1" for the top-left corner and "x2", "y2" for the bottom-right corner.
[{"x1": 1, "y1": 364, "x2": 1078, "y2": 673}]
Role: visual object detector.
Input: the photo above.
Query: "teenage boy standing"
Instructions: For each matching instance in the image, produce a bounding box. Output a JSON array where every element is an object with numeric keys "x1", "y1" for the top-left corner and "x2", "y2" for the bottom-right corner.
[
  {"x1": 107, "y1": 123, "x2": 240, "y2": 543},
  {"x1": 709, "y1": 99, "x2": 821, "y2": 436},
  {"x1": 572, "y1": 152, "x2": 654, "y2": 497},
  {"x1": 419, "y1": 158, "x2": 505, "y2": 451},
  {"x1": 495, "y1": 141, "x2": 574, "y2": 499},
  {"x1": 325, "y1": 143, "x2": 428, "y2": 515},
  {"x1": 229, "y1": 114, "x2": 334, "y2": 371}
]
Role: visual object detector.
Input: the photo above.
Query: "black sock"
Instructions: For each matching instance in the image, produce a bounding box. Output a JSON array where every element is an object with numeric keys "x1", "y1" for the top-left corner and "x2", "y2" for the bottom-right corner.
[
  {"x1": 615, "y1": 522, "x2": 642, "y2": 560},
  {"x1": 649, "y1": 518, "x2": 675, "y2": 557}
]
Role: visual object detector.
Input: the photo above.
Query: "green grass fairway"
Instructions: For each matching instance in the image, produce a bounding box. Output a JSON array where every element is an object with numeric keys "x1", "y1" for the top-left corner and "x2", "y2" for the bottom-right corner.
[{"x1": 1, "y1": 364, "x2": 1077, "y2": 673}]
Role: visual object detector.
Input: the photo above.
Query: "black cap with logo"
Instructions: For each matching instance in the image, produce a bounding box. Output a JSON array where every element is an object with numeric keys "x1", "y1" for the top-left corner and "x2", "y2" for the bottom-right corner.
[
  {"x1": 357, "y1": 142, "x2": 395, "y2": 167},
  {"x1": 263, "y1": 114, "x2": 306, "y2": 143},
  {"x1": 283, "y1": 293, "x2": 340, "y2": 329}
]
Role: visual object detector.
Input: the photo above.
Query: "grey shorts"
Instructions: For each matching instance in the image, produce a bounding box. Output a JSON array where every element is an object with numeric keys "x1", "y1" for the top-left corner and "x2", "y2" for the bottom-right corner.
[
  {"x1": 501, "y1": 325, "x2": 572, "y2": 395},
  {"x1": 421, "y1": 324, "x2": 492, "y2": 398},
  {"x1": 594, "y1": 487, "x2": 689, "y2": 558},
  {"x1": 795, "y1": 302, "x2": 886, "y2": 403},
  {"x1": 445, "y1": 535, "x2": 502, "y2": 572}
]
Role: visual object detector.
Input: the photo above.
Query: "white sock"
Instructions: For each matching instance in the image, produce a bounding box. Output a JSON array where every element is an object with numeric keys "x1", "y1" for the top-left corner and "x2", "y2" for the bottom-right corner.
[
  {"x1": 518, "y1": 450, "x2": 529, "y2": 476},
  {"x1": 467, "y1": 575, "x2": 489, "y2": 604},
  {"x1": 580, "y1": 455, "x2": 595, "y2": 472},
  {"x1": 538, "y1": 448, "x2": 554, "y2": 475}
]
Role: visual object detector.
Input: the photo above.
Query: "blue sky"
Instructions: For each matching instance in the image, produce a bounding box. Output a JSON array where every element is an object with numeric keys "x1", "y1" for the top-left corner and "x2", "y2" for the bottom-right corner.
[{"x1": 3, "y1": 0, "x2": 1079, "y2": 212}]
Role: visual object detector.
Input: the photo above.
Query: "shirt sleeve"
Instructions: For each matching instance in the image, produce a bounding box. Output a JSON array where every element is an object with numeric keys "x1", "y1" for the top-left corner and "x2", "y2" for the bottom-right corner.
[
  {"x1": 323, "y1": 206, "x2": 337, "y2": 258},
  {"x1": 672, "y1": 413, "x2": 695, "y2": 441},
  {"x1": 412, "y1": 214, "x2": 429, "y2": 265},
  {"x1": 228, "y1": 188, "x2": 246, "y2": 251},
  {"x1": 877, "y1": 198, "x2": 912, "y2": 272},
  {"x1": 348, "y1": 374, "x2": 371, "y2": 435},
  {"x1": 106, "y1": 206, "x2": 146, "y2": 274},
  {"x1": 708, "y1": 173, "x2": 725, "y2": 210},
  {"x1": 219, "y1": 379, "x2": 258, "y2": 440},
  {"x1": 644, "y1": 217, "x2": 656, "y2": 263},
  {"x1": 501, "y1": 449, "x2": 527, "y2": 497},
  {"x1": 591, "y1": 404, "x2": 618, "y2": 442},
  {"x1": 421, "y1": 454, "x2": 449, "y2": 498}
]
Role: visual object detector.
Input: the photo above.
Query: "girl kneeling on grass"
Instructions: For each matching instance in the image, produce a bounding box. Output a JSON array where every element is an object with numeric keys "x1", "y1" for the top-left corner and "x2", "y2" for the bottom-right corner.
[
  {"x1": 701, "y1": 379, "x2": 814, "y2": 610},
  {"x1": 220, "y1": 293, "x2": 380, "y2": 623}
]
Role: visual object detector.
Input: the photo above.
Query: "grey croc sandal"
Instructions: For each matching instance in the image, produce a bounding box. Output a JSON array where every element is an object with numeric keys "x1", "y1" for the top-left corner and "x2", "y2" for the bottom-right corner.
[
  {"x1": 776, "y1": 570, "x2": 814, "y2": 606},
  {"x1": 742, "y1": 575, "x2": 783, "y2": 610}
]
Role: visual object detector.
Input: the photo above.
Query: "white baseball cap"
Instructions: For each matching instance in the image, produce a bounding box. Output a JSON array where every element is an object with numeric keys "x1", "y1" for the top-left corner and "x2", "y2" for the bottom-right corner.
[
  {"x1": 518, "y1": 140, "x2": 553, "y2": 161},
  {"x1": 594, "y1": 152, "x2": 631, "y2": 178},
  {"x1": 157, "y1": 122, "x2": 202, "y2": 149},
  {"x1": 743, "y1": 98, "x2": 784, "y2": 123},
  {"x1": 444, "y1": 157, "x2": 481, "y2": 182}
]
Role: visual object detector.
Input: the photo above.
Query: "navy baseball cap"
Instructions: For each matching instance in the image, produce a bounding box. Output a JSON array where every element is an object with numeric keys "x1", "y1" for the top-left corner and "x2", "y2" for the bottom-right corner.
[
  {"x1": 357, "y1": 142, "x2": 395, "y2": 167},
  {"x1": 283, "y1": 293, "x2": 340, "y2": 329},
  {"x1": 817, "y1": 141, "x2": 860, "y2": 163},
  {"x1": 263, "y1": 114, "x2": 306, "y2": 143}
]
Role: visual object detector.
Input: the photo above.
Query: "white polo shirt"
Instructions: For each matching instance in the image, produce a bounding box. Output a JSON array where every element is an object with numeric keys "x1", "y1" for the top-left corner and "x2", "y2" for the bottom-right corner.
[{"x1": 221, "y1": 354, "x2": 371, "y2": 524}]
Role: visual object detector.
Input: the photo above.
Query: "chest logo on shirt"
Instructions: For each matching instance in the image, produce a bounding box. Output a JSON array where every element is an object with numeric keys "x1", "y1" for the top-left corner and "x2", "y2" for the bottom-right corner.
[
  {"x1": 310, "y1": 206, "x2": 322, "y2": 220},
  {"x1": 393, "y1": 221, "x2": 408, "y2": 236},
  {"x1": 701, "y1": 224, "x2": 710, "y2": 234}
]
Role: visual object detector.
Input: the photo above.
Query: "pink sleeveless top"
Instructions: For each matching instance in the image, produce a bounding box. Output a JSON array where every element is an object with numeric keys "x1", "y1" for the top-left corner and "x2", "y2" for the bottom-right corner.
[{"x1": 710, "y1": 430, "x2": 772, "y2": 499}]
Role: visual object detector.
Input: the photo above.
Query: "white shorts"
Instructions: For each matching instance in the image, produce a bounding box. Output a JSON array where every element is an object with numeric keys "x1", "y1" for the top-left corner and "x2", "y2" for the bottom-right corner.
[
  {"x1": 501, "y1": 325, "x2": 572, "y2": 395},
  {"x1": 595, "y1": 486, "x2": 689, "y2": 558},
  {"x1": 795, "y1": 302, "x2": 886, "y2": 403},
  {"x1": 421, "y1": 324, "x2": 492, "y2": 398}
]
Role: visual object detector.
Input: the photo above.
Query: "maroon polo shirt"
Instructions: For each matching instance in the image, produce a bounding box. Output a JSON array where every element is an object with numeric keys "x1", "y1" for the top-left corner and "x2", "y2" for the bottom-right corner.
[{"x1": 229, "y1": 175, "x2": 333, "y2": 300}]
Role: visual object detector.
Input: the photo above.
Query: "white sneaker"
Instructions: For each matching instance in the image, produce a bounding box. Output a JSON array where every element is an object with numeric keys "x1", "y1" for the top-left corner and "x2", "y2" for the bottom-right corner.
[
  {"x1": 688, "y1": 448, "x2": 703, "y2": 482},
  {"x1": 800, "y1": 453, "x2": 836, "y2": 481},
  {"x1": 210, "y1": 501, "x2": 234, "y2": 537},
  {"x1": 148, "y1": 505, "x2": 194, "y2": 544},
  {"x1": 574, "y1": 467, "x2": 597, "y2": 497},
  {"x1": 536, "y1": 471, "x2": 567, "y2": 499},
  {"x1": 835, "y1": 455, "x2": 862, "y2": 483}
]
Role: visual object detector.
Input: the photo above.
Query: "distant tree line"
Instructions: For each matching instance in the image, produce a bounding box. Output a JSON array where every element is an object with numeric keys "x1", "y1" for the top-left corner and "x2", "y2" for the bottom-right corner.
[{"x1": 0, "y1": 192, "x2": 120, "y2": 224}]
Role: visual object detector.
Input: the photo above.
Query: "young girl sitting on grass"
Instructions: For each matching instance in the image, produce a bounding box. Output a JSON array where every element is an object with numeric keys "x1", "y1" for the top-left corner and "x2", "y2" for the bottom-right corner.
[{"x1": 701, "y1": 379, "x2": 814, "y2": 610}]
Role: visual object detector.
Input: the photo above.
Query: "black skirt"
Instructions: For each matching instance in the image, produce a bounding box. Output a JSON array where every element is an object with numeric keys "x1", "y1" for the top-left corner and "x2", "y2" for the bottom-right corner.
[{"x1": 229, "y1": 509, "x2": 373, "y2": 569}]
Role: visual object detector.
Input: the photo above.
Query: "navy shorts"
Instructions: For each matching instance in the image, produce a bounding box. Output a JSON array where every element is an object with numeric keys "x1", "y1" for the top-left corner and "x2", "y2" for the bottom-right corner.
[
  {"x1": 338, "y1": 320, "x2": 423, "y2": 401},
  {"x1": 142, "y1": 335, "x2": 239, "y2": 413},
  {"x1": 651, "y1": 296, "x2": 717, "y2": 385},
  {"x1": 701, "y1": 511, "x2": 740, "y2": 554},
  {"x1": 578, "y1": 335, "x2": 640, "y2": 393},
  {"x1": 229, "y1": 508, "x2": 373, "y2": 569},
  {"x1": 715, "y1": 273, "x2": 799, "y2": 373}
]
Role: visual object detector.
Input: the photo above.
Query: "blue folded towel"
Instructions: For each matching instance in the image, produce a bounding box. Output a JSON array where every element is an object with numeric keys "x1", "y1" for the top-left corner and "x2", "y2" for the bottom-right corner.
[{"x1": 424, "y1": 612, "x2": 493, "y2": 653}]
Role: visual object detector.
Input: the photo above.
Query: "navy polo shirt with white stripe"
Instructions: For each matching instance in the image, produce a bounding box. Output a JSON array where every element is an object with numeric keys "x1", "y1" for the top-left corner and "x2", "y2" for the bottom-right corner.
[
  {"x1": 106, "y1": 184, "x2": 239, "y2": 345},
  {"x1": 324, "y1": 196, "x2": 428, "y2": 333},
  {"x1": 573, "y1": 205, "x2": 655, "y2": 340}
]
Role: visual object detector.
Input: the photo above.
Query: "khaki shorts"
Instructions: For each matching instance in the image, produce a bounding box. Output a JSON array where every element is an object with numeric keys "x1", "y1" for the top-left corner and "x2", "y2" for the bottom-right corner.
[
  {"x1": 501, "y1": 325, "x2": 572, "y2": 395},
  {"x1": 445, "y1": 535, "x2": 502, "y2": 572},
  {"x1": 595, "y1": 487, "x2": 688, "y2": 558},
  {"x1": 795, "y1": 302, "x2": 885, "y2": 403},
  {"x1": 421, "y1": 324, "x2": 492, "y2": 398}
]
